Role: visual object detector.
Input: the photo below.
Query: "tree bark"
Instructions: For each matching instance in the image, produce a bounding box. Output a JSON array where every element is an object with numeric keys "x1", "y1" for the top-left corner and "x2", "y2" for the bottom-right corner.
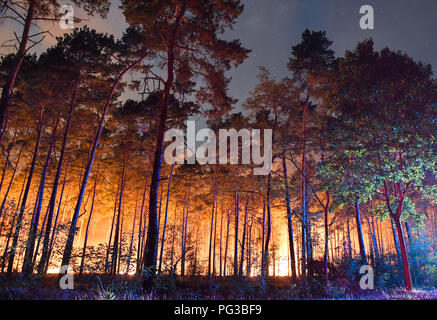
[
  {"x1": 282, "y1": 157, "x2": 297, "y2": 279},
  {"x1": 158, "y1": 162, "x2": 174, "y2": 273}
]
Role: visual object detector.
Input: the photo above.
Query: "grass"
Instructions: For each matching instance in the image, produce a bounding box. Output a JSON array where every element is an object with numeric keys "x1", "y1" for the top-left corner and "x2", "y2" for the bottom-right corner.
[{"x1": 0, "y1": 273, "x2": 436, "y2": 300}]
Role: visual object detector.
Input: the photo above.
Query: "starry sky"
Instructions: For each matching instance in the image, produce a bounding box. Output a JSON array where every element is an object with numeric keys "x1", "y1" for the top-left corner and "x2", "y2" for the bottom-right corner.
[{"x1": 2, "y1": 0, "x2": 437, "y2": 108}]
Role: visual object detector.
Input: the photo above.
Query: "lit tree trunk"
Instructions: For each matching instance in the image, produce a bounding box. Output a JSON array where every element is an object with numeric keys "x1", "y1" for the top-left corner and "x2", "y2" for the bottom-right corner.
[
  {"x1": 136, "y1": 177, "x2": 148, "y2": 275},
  {"x1": 180, "y1": 191, "x2": 190, "y2": 277},
  {"x1": 323, "y1": 191, "x2": 330, "y2": 285},
  {"x1": 223, "y1": 211, "x2": 230, "y2": 276},
  {"x1": 79, "y1": 170, "x2": 98, "y2": 274},
  {"x1": 391, "y1": 219, "x2": 401, "y2": 263},
  {"x1": 262, "y1": 173, "x2": 272, "y2": 277},
  {"x1": 394, "y1": 217, "x2": 413, "y2": 291},
  {"x1": 158, "y1": 162, "x2": 174, "y2": 273},
  {"x1": 0, "y1": 0, "x2": 37, "y2": 141},
  {"x1": 111, "y1": 155, "x2": 127, "y2": 275},
  {"x1": 208, "y1": 168, "x2": 217, "y2": 277},
  {"x1": 301, "y1": 92, "x2": 311, "y2": 276},
  {"x1": 126, "y1": 198, "x2": 138, "y2": 274},
  {"x1": 239, "y1": 195, "x2": 249, "y2": 276},
  {"x1": 105, "y1": 179, "x2": 120, "y2": 274},
  {"x1": 233, "y1": 191, "x2": 239, "y2": 276},
  {"x1": 212, "y1": 204, "x2": 218, "y2": 276},
  {"x1": 347, "y1": 217, "x2": 352, "y2": 258},
  {"x1": 261, "y1": 198, "x2": 265, "y2": 272},
  {"x1": 219, "y1": 208, "x2": 223, "y2": 276},
  {"x1": 354, "y1": 201, "x2": 367, "y2": 263},
  {"x1": 169, "y1": 207, "x2": 177, "y2": 272},
  {"x1": 246, "y1": 221, "x2": 253, "y2": 276},
  {"x1": 282, "y1": 157, "x2": 297, "y2": 279}
]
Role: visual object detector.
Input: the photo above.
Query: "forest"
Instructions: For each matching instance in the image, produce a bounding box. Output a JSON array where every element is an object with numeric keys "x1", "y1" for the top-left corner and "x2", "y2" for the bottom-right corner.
[{"x1": 0, "y1": 0, "x2": 436, "y2": 300}]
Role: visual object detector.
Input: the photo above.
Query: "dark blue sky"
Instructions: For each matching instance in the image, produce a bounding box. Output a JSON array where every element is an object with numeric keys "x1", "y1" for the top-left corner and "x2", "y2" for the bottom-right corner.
[
  {"x1": 222, "y1": 0, "x2": 437, "y2": 107},
  {"x1": 2, "y1": 0, "x2": 437, "y2": 108}
]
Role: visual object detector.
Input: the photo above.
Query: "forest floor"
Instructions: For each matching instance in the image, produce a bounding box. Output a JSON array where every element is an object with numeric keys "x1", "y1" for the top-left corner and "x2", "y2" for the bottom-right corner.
[{"x1": 0, "y1": 273, "x2": 436, "y2": 300}]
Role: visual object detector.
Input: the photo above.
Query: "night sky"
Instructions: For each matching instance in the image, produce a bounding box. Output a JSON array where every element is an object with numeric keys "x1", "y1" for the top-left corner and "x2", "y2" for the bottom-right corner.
[{"x1": 2, "y1": 0, "x2": 437, "y2": 108}]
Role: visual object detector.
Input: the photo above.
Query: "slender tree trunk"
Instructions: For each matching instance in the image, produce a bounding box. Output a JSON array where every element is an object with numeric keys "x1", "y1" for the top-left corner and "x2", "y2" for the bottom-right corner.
[
  {"x1": 111, "y1": 155, "x2": 127, "y2": 275},
  {"x1": 301, "y1": 92, "x2": 311, "y2": 276},
  {"x1": 282, "y1": 157, "x2": 297, "y2": 279},
  {"x1": 136, "y1": 177, "x2": 148, "y2": 275},
  {"x1": 158, "y1": 162, "x2": 174, "y2": 273},
  {"x1": 208, "y1": 168, "x2": 217, "y2": 277},
  {"x1": 239, "y1": 196, "x2": 249, "y2": 276},
  {"x1": 354, "y1": 201, "x2": 367, "y2": 263},
  {"x1": 391, "y1": 218, "x2": 401, "y2": 263},
  {"x1": 233, "y1": 191, "x2": 239, "y2": 276},
  {"x1": 169, "y1": 207, "x2": 177, "y2": 272},
  {"x1": 212, "y1": 204, "x2": 218, "y2": 277},
  {"x1": 394, "y1": 217, "x2": 413, "y2": 291},
  {"x1": 223, "y1": 212, "x2": 230, "y2": 276},
  {"x1": 126, "y1": 198, "x2": 138, "y2": 274},
  {"x1": 323, "y1": 192, "x2": 330, "y2": 285},
  {"x1": 105, "y1": 181, "x2": 119, "y2": 274},
  {"x1": 219, "y1": 208, "x2": 223, "y2": 277},
  {"x1": 79, "y1": 169, "x2": 98, "y2": 274},
  {"x1": 262, "y1": 174, "x2": 272, "y2": 277},
  {"x1": 261, "y1": 198, "x2": 265, "y2": 272}
]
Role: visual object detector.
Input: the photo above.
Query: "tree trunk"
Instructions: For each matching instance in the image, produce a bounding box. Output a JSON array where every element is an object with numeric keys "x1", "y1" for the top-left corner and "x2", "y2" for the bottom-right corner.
[
  {"x1": 158, "y1": 162, "x2": 174, "y2": 273},
  {"x1": 262, "y1": 174, "x2": 272, "y2": 277},
  {"x1": 354, "y1": 201, "x2": 367, "y2": 263},
  {"x1": 111, "y1": 155, "x2": 127, "y2": 275},
  {"x1": 282, "y1": 157, "x2": 297, "y2": 279},
  {"x1": 223, "y1": 212, "x2": 230, "y2": 276},
  {"x1": 219, "y1": 208, "x2": 223, "y2": 277},
  {"x1": 126, "y1": 198, "x2": 138, "y2": 274},
  {"x1": 208, "y1": 168, "x2": 217, "y2": 277},
  {"x1": 233, "y1": 191, "x2": 239, "y2": 276},
  {"x1": 239, "y1": 196, "x2": 249, "y2": 276},
  {"x1": 394, "y1": 217, "x2": 413, "y2": 291},
  {"x1": 104, "y1": 179, "x2": 120, "y2": 273},
  {"x1": 136, "y1": 177, "x2": 148, "y2": 275},
  {"x1": 79, "y1": 172, "x2": 98, "y2": 274}
]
